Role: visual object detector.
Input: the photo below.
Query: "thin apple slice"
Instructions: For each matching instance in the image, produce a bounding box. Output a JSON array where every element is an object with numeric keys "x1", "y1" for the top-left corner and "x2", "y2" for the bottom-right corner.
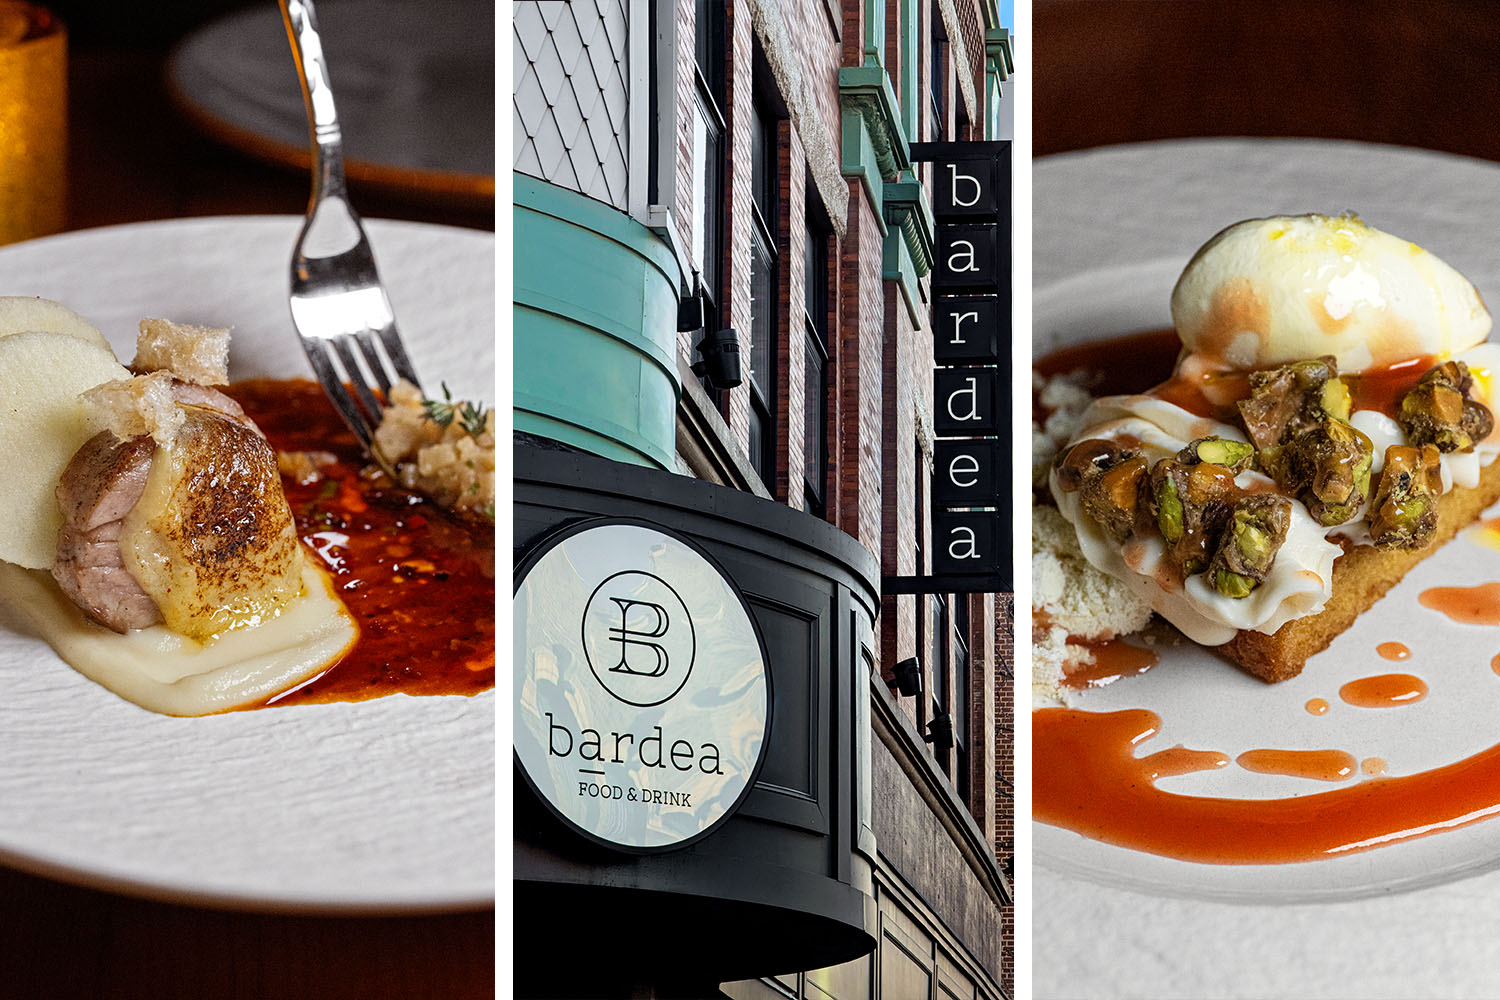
[
  {"x1": 0, "y1": 331, "x2": 129, "y2": 568},
  {"x1": 0, "y1": 296, "x2": 112, "y2": 353}
]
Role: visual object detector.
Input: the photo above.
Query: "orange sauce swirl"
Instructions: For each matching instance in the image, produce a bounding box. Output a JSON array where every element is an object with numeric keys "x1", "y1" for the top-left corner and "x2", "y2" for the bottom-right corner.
[{"x1": 1034, "y1": 708, "x2": 1500, "y2": 864}]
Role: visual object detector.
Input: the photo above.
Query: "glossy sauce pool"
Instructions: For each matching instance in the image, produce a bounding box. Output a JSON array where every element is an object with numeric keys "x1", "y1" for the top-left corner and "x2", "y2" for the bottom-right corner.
[
  {"x1": 227, "y1": 379, "x2": 495, "y2": 707},
  {"x1": 1033, "y1": 331, "x2": 1500, "y2": 865}
]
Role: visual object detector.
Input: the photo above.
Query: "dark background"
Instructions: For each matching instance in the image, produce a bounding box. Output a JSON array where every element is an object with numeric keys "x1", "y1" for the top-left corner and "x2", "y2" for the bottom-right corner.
[
  {"x1": 1035, "y1": 0, "x2": 1500, "y2": 162},
  {"x1": 55, "y1": 0, "x2": 494, "y2": 232}
]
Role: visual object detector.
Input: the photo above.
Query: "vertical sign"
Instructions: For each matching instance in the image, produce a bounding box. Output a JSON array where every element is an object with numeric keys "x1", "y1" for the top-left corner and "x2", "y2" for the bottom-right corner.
[{"x1": 906, "y1": 140, "x2": 1011, "y2": 594}]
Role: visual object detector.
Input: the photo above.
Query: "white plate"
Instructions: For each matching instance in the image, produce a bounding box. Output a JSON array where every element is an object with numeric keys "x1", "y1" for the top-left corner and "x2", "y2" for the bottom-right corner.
[
  {"x1": 0, "y1": 216, "x2": 495, "y2": 913},
  {"x1": 167, "y1": 0, "x2": 494, "y2": 205},
  {"x1": 1034, "y1": 140, "x2": 1500, "y2": 997}
]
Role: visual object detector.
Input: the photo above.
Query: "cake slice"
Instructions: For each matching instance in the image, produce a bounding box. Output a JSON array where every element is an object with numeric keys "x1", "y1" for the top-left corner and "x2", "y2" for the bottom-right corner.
[{"x1": 1050, "y1": 213, "x2": 1500, "y2": 683}]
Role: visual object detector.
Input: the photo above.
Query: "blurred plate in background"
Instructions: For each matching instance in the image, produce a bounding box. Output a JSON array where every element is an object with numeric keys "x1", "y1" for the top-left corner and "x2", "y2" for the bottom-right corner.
[{"x1": 167, "y1": 0, "x2": 494, "y2": 209}]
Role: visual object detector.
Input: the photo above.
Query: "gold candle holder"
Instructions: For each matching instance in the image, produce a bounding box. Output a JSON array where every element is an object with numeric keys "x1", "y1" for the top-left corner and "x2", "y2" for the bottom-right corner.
[{"x1": 0, "y1": 2, "x2": 64, "y2": 245}]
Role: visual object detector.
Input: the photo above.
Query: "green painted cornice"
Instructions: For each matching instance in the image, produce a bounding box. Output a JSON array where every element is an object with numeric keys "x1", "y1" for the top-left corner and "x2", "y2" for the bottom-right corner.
[
  {"x1": 881, "y1": 179, "x2": 934, "y2": 278},
  {"x1": 838, "y1": 66, "x2": 911, "y2": 183},
  {"x1": 986, "y1": 28, "x2": 1013, "y2": 79},
  {"x1": 979, "y1": 0, "x2": 1001, "y2": 30}
]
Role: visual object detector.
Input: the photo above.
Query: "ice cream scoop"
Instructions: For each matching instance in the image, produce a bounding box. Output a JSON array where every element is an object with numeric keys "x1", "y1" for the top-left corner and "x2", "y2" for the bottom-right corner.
[{"x1": 1170, "y1": 214, "x2": 1490, "y2": 373}]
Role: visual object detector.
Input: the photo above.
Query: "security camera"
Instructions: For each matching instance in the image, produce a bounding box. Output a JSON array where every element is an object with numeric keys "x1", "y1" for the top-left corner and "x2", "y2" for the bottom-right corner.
[{"x1": 691, "y1": 327, "x2": 742, "y2": 389}]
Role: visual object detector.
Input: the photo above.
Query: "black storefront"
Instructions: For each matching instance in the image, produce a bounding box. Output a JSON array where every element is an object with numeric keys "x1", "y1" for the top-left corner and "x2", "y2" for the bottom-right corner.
[{"x1": 515, "y1": 446, "x2": 882, "y2": 997}]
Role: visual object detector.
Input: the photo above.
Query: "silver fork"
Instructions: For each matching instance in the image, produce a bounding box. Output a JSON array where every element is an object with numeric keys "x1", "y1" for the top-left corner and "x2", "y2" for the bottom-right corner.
[{"x1": 278, "y1": 0, "x2": 421, "y2": 459}]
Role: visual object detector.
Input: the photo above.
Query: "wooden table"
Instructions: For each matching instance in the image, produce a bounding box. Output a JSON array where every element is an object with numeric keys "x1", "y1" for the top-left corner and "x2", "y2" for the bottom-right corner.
[
  {"x1": 1035, "y1": 0, "x2": 1500, "y2": 164},
  {"x1": 1, "y1": 42, "x2": 494, "y2": 1000}
]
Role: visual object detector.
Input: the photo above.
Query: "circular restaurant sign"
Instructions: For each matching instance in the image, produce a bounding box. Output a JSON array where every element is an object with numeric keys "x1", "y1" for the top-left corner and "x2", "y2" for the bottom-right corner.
[{"x1": 514, "y1": 518, "x2": 772, "y2": 852}]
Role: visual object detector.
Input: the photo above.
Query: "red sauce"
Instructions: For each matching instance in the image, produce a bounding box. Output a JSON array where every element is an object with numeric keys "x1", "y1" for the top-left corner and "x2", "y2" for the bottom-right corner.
[
  {"x1": 1305, "y1": 698, "x2": 1330, "y2": 716},
  {"x1": 1376, "y1": 641, "x2": 1411, "y2": 661},
  {"x1": 1419, "y1": 582, "x2": 1500, "y2": 625},
  {"x1": 1062, "y1": 636, "x2": 1159, "y2": 690},
  {"x1": 1236, "y1": 748, "x2": 1357, "y2": 782},
  {"x1": 1034, "y1": 707, "x2": 1500, "y2": 864},
  {"x1": 225, "y1": 379, "x2": 495, "y2": 707},
  {"x1": 1339, "y1": 673, "x2": 1428, "y2": 708}
]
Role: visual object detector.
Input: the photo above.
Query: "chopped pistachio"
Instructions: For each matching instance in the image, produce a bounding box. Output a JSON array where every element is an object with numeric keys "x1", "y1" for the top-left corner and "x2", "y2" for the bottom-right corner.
[
  {"x1": 1213, "y1": 569, "x2": 1257, "y2": 599},
  {"x1": 1206, "y1": 494, "x2": 1293, "y2": 597},
  {"x1": 1178, "y1": 436, "x2": 1256, "y2": 472},
  {"x1": 1369, "y1": 443, "x2": 1443, "y2": 549},
  {"x1": 1080, "y1": 456, "x2": 1148, "y2": 541},
  {"x1": 1398, "y1": 360, "x2": 1494, "y2": 453},
  {"x1": 1154, "y1": 469, "x2": 1185, "y2": 543}
]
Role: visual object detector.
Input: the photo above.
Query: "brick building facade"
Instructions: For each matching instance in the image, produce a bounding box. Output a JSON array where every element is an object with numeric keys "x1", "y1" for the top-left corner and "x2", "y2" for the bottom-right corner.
[{"x1": 514, "y1": 0, "x2": 1013, "y2": 995}]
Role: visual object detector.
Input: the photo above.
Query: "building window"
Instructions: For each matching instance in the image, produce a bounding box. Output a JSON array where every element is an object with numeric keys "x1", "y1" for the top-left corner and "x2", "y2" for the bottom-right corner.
[
  {"x1": 953, "y1": 595, "x2": 971, "y2": 801},
  {"x1": 930, "y1": 592, "x2": 950, "y2": 776},
  {"x1": 747, "y1": 100, "x2": 778, "y2": 483},
  {"x1": 690, "y1": 0, "x2": 727, "y2": 392},
  {"x1": 802, "y1": 222, "x2": 829, "y2": 516},
  {"x1": 914, "y1": 442, "x2": 927, "y2": 730},
  {"x1": 930, "y1": 14, "x2": 946, "y2": 139}
]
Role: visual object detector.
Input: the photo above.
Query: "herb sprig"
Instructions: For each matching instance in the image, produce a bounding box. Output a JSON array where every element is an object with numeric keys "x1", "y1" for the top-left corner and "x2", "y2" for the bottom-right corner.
[{"x1": 422, "y1": 382, "x2": 492, "y2": 441}]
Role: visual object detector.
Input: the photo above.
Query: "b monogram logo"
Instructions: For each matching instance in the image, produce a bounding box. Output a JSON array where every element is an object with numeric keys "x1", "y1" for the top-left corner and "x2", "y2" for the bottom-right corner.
[
  {"x1": 607, "y1": 597, "x2": 671, "y2": 677},
  {"x1": 583, "y1": 571, "x2": 695, "y2": 706}
]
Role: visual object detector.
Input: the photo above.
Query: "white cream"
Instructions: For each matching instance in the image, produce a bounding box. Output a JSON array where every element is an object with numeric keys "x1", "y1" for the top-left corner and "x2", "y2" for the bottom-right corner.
[{"x1": 0, "y1": 559, "x2": 357, "y2": 716}]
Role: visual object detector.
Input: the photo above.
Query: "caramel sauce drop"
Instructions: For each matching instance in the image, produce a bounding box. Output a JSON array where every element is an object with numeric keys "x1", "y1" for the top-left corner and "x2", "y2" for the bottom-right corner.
[
  {"x1": 1340, "y1": 673, "x2": 1428, "y2": 708},
  {"x1": 1062, "y1": 637, "x2": 1160, "y2": 690},
  {"x1": 1033, "y1": 707, "x2": 1500, "y2": 864},
  {"x1": 1362, "y1": 758, "x2": 1389, "y2": 777},
  {"x1": 1236, "y1": 748, "x2": 1357, "y2": 782},
  {"x1": 1419, "y1": 582, "x2": 1500, "y2": 625},
  {"x1": 1141, "y1": 746, "x2": 1230, "y2": 779},
  {"x1": 1492, "y1": 653, "x2": 1500, "y2": 677},
  {"x1": 1305, "y1": 698, "x2": 1330, "y2": 716},
  {"x1": 1346, "y1": 355, "x2": 1434, "y2": 417},
  {"x1": 1376, "y1": 641, "x2": 1411, "y2": 661}
]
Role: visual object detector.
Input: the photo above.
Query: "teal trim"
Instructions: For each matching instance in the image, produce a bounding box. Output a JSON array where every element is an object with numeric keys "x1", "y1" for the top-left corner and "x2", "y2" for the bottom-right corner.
[
  {"x1": 985, "y1": 27, "x2": 1013, "y2": 79},
  {"x1": 897, "y1": 0, "x2": 918, "y2": 140},
  {"x1": 863, "y1": 0, "x2": 885, "y2": 67},
  {"x1": 839, "y1": 112, "x2": 890, "y2": 234},
  {"x1": 882, "y1": 179, "x2": 934, "y2": 277},
  {"x1": 881, "y1": 229, "x2": 922, "y2": 324},
  {"x1": 513, "y1": 176, "x2": 682, "y2": 470},
  {"x1": 839, "y1": 66, "x2": 911, "y2": 180},
  {"x1": 979, "y1": 0, "x2": 1001, "y2": 30}
]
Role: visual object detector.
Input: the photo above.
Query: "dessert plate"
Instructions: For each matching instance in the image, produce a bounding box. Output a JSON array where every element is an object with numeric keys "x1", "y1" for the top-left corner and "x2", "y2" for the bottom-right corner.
[
  {"x1": 167, "y1": 0, "x2": 495, "y2": 208},
  {"x1": 0, "y1": 216, "x2": 495, "y2": 912}
]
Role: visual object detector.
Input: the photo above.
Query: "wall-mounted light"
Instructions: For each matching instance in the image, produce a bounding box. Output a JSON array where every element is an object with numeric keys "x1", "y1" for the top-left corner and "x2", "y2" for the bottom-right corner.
[
  {"x1": 888, "y1": 656, "x2": 922, "y2": 698},
  {"x1": 677, "y1": 291, "x2": 709, "y2": 333},
  {"x1": 923, "y1": 713, "x2": 954, "y2": 752},
  {"x1": 691, "y1": 327, "x2": 742, "y2": 389}
]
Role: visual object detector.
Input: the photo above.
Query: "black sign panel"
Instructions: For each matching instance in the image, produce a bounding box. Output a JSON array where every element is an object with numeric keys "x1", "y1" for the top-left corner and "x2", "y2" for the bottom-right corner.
[
  {"x1": 932, "y1": 511, "x2": 1002, "y2": 577},
  {"x1": 910, "y1": 141, "x2": 1011, "y2": 217},
  {"x1": 932, "y1": 225, "x2": 1002, "y2": 296},
  {"x1": 933, "y1": 297, "x2": 1002, "y2": 365},
  {"x1": 933, "y1": 440, "x2": 1001, "y2": 507},
  {"x1": 934, "y1": 368, "x2": 1000, "y2": 437}
]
